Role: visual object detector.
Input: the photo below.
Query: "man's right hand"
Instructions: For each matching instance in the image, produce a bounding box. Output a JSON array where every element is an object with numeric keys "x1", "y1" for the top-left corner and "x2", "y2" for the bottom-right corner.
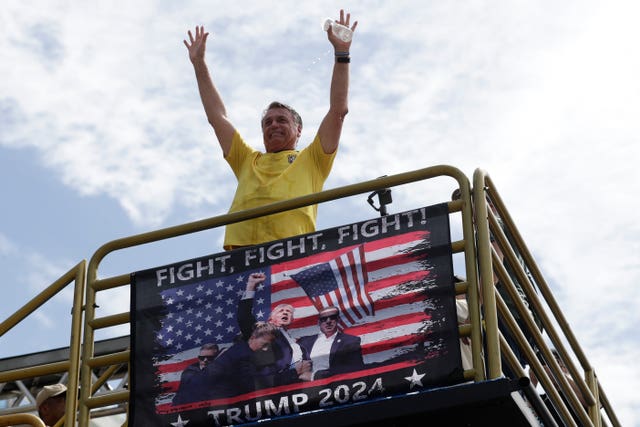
[
  {"x1": 184, "y1": 25, "x2": 209, "y2": 64},
  {"x1": 246, "y1": 272, "x2": 266, "y2": 292},
  {"x1": 295, "y1": 360, "x2": 312, "y2": 375}
]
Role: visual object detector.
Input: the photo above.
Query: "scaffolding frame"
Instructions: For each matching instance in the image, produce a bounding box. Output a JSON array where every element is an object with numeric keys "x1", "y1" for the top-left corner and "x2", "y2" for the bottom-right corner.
[{"x1": 0, "y1": 166, "x2": 621, "y2": 427}]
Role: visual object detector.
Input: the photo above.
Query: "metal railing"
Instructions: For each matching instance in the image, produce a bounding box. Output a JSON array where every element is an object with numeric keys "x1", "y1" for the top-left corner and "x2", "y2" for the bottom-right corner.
[
  {"x1": 0, "y1": 261, "x2": 85, "y2": 427},
  {"x1": 473, "y1": 168, "x2": 621, "y2": 427},
  {"x1": 0, "y1": 413, "x2": 46, "y2": 427},
  {"x1": 77, "y1": 165, "x2": 477, "y2": 426},
  {"x1": 0, "y1": 166, "x2": 621, "y2": 426}
]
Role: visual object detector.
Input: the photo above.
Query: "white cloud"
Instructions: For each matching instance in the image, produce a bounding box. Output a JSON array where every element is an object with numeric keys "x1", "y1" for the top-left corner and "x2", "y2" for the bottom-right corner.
[{"x1": 1, "y1": 1, "x2": 638, "y2": 423}]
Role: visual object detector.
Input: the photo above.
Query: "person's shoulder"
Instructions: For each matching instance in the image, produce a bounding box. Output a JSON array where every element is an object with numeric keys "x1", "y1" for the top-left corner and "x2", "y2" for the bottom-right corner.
[
  {"x1": 227, "y1": 131, "x2": 259, "y2": 158},
  {"x1": 180, "y1": 362, "x2": 200, "y2": 376},
  {"x1": 219, "y1": 341, "x2": 248, "y2": 359},
  {"x1": 297, "y1": 334, "x2": 318, "y2": 346},
  {"x1": 298, "y1": 133, "x2": 337, "y2": 171},
  {"x1": 301, "y1": 133, "x2": 322, "y2": 150},
  {"x1": 337, "y1": 332, "x2": 360, "y2": 343}
]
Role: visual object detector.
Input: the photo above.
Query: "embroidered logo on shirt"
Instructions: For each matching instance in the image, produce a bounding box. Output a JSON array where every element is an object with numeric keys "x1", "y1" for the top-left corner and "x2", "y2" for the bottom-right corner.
[{"x1": 288, "y1": 154, "x2": 297, "y2": 164}]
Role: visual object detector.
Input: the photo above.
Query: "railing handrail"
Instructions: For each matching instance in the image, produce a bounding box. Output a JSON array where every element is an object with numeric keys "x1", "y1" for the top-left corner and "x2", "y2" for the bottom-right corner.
[
  {"x1": 0, "y1": 413, "x2": 46, "y2": 427},
  {"x1": 472, "y1": 168, "x2": 619, "y2": 427},
  {"x1": 86, "y1": 164, "x2": 469, "y2": 281},
  {"x1": 79, "y1": 164, "x2": 477, "y2": 425},
  {"x1": 0, "y1": 165, "x2": 621, "y2": 426}
]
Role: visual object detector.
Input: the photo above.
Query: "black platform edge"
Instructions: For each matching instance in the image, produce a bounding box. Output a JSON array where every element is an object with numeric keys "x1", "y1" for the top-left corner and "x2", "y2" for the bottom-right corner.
[{"x1": 242, "y1": 377, "x2": 541, "y2": 427}]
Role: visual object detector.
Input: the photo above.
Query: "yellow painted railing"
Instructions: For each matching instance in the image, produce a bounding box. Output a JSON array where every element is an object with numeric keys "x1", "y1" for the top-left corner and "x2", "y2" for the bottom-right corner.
[
  {"x1": 473, "y1": 169, "x2": 621, "y2": 427},
  {"x1": 0, "y1": 261, "x2": 85, "y2": 427},
  {"x1": 0, "y1": 166, "x2": 621, "y2": 426},
  {"x1": 0, "y1": 413, "x2": 46, "y2": 427}
]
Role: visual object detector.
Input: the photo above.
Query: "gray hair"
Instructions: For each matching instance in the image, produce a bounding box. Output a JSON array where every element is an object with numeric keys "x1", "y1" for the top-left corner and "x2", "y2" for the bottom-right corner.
[{"x1": 262, "y1": 101, "x2": 303, "y2": 129}]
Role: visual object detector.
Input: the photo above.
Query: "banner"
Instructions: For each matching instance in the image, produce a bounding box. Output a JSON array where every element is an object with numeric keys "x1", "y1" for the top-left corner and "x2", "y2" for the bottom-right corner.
[{"x1": 131, "y1": 203, "x2": 462, "y2": 426}]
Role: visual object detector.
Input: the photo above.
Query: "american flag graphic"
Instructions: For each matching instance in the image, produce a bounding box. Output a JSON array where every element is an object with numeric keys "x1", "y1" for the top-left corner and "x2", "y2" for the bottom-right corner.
[
  {"x1": 155, "y1": 272, "x2": 271, "y2": 353},
  {"x1": 267, "y1": 231, "x2": 439, "y2": 368},
  {"x1": 153, "y1": 229, "x2": 439, "y2": 406},
  {"x1": 291, "y1": 244, "x2": 373, "y2": 327},
  {"x1": 131, "y1": 204, "x2": 459, "y2": 426}
]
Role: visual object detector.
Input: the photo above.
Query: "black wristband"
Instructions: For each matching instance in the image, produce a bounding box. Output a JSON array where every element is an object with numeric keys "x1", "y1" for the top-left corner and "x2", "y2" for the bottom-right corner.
[{"x1": 336, "y1": 56, "x2": 350, "y2": 63}]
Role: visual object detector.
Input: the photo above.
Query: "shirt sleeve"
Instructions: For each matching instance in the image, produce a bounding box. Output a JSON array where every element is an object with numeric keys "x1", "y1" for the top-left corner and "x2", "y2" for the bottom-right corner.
[
  {"x1": 306, "y1": 133, "x2": 337, "y2": 180},
  {"x1": 225, "y1": 131, "x2": 258, "y2": 179}
]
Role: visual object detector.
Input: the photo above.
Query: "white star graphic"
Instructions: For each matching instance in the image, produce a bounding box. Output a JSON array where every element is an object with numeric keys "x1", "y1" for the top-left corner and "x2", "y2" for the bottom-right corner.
[
  {"x1": 405, "y1": 369, "x2": 426, "y2": 390},
  {"x1": 171, "y1": 414, "x2": 189, "y2": 427}
]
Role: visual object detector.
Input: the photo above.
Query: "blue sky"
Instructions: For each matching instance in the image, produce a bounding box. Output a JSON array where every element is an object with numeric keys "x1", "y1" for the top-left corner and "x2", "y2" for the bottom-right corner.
[{"x1": 1, "y1": 1, "x2": 639, "y2": 424}]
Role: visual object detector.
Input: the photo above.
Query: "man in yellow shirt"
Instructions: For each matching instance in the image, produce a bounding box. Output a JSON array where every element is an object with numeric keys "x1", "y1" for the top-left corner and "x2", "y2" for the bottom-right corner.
[{"x1": 184, "y1": 10, "x2": 358, "y2": 249}]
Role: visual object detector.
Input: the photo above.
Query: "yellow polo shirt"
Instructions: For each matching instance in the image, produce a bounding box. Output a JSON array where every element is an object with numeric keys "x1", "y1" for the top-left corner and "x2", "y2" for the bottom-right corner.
[{"x1": 223, "y1": 131, "x2": 336, "y2": 249}]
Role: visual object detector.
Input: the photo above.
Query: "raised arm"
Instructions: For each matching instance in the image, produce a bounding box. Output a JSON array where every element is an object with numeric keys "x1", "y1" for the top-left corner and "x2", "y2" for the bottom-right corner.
[
  {"x1": 184, "y1": 26, "x2": 236, "y2": 156},
  {"x1": 317, "y1": 10, "x2": 358, "y2": 155},
  {"x1": 237, "y1": 273, "x2": 265, "y2": 340}
]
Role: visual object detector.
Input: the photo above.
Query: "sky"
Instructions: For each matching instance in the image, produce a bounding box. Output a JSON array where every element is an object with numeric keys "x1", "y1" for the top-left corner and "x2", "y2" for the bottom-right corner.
[{"x1": 1, "y1": 0, "x2": 639, "y2": 424}]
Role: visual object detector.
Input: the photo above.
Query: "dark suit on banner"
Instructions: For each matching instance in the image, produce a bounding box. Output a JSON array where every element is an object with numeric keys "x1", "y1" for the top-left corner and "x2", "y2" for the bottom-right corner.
[
  {"x1": 205, "y1": 341, "x2": 263, "y2": 398},
  {"x1": 173, "y1": 362, "x2": 210, "y2": 404},
  {"x1": 237, "y1": 297, "x2": 308, "y2": 385},
  {"x1": 298, "y1": 331, "x2": 364, "y2": 380},
  {"x1": 204, "y1": 321, "x2": 280, "y2": 399}
]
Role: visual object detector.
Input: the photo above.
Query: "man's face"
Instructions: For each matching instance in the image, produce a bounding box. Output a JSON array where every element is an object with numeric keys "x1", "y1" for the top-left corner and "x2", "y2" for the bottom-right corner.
[
  {"x1": 197, "y1": 348, "x2": 218, "y2": 369},
  {"x1": 261, "y1": 107, "x2": 301, "y2": 153},
  {"x1": 269, "y1": 305, "x2": 294, "y2": 328},
  {"x1": 40, "y1": 395, "x2": 66, "y2": 426},
  {"x1": 318, "y1": 310, "x2": 339, "y2": 337}
]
